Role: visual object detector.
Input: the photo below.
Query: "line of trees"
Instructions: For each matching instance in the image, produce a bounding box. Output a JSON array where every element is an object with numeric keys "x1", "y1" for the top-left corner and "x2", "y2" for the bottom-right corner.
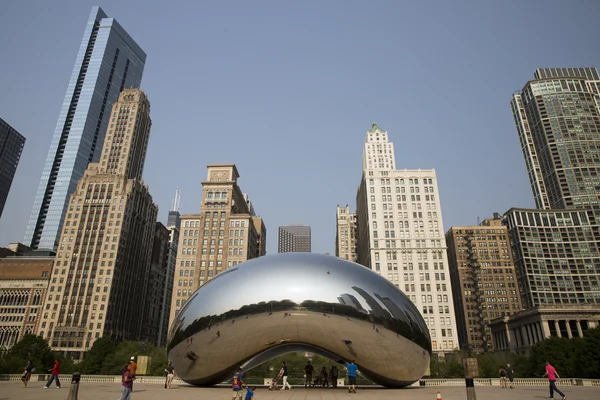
[
  {"x1": 430, "y1": 327, "x2": 600, "y2": 378},
  {"x1": 0, "y1": 335, "x2": 167, "y2": 376}
]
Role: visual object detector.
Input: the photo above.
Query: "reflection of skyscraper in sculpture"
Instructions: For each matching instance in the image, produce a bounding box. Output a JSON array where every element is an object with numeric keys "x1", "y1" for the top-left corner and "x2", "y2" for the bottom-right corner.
[
  {"x1": 25, "y1": 7, "x2": 146, "y2": 250},
  {"x1": 352, "y1": 286, "x2": 392, "y2": 319},
  {"x1": 337, "y1": 293, "x2": 368, "y2": 313}
]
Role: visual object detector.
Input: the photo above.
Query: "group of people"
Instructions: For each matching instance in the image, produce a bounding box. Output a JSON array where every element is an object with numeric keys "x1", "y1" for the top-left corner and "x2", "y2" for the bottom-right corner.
[
  {"x1": 498, "y1": 360, "x2": 568, "y2": 400},
  {"x1": 303, "y1": 361, "x2": 340, "y2": 388},
  {"x1": 20, "y1": 359, "x2": 61, "y2": 389},
  {"x1": 267, "y1": 359, "x2": 358, "y2": 393}
]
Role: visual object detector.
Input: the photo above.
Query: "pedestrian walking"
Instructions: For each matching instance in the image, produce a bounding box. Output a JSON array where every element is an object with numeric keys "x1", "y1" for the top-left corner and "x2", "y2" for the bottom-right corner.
[
  {"x1": 499, "y1": 365, "x2": 507, "y2": 388},
  {"x1": 278, "y1": 361, "x2": 292, "y2": 390},
  {"x1": 506, "y1": 363, "x2": 515, "y2": 389},
  {"x1": 232, "y1": 368, "x2": 245, "y2": 400},
  {"x1": 44, "y1": 358, "x2": 61, "y2": 388},
  {"x1": 346, "y1": 359, "x2": 358, "y2": 394},
  {"x1": 543, "y1": 361, "x2": 567, "y2": 400},
  {"x1": 164, "y1": 361, "x2": 176, "y2": 389},
  {"x1": 119, "y1": 364, "x2": 135, "y2": 400},
  {"x1": 21, "y1": 360, "x2": 34, "y2": 388},
  {"x1": 129, "y1": 356, "x2": 137, "y2": 392},
  {"x1": 304, "y1": 360, "x2": 314, "y2": 387}
]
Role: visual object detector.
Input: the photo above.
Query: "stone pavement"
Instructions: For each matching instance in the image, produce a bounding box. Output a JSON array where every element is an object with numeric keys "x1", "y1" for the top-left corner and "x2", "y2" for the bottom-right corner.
[{"x1": 4, "y1": 381, "x2": 598, "y2": 399}]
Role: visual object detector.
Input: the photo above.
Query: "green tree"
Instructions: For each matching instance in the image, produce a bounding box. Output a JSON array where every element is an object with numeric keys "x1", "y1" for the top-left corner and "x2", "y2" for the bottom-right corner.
[
  {"x1": 3, "y1": 334, "x2": 54, "y2": 373},
  {"x1": 573, "y1": 327, "x2": 600, "y2": 378},
  {"x1": 80, "y1": 337, "x2": 117, "y2": 374}
]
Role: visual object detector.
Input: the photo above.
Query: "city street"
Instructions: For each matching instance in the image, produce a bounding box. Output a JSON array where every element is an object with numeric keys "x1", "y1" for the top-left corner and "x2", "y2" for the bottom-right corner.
[{"x1": 4, "y1": 381, "x2": 598, "y2": 400}]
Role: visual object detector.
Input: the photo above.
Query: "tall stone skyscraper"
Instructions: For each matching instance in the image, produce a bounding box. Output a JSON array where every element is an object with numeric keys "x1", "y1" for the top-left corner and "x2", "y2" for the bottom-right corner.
[
  {"x1": 507, "y1": 68, "x2": 600, "y2": 308},
  {"x1": 25, "y1": 7, "x2": 146, "y2": 251},
  {"x1": 169, "y1": 165, "x2": 266, "y2": 326},
  {"x1": 36, "y1": 89, "x2": 157, "y2": 360},
  {"x1": 355, "y1": 123, "x2": 459, "y2": 354},
  {"x1": 335, "y1": 205, "x2": 358, "y2": 262},
  {"x1": 0, "y1": 118, "x2": 26, "y2": 219},
  {"x1": 278, "y1": 226, "x2": 311, "y2": 253}
]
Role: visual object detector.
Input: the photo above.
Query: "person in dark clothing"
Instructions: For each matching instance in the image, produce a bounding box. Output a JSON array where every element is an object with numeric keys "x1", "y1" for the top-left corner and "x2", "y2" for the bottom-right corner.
[
  {"x1": 321, "y1": 366, "x2": 329, "y2": 388},
  {"x1": 21, "y1": 360, "x2": 34, "y2": 388},
  {"x1": 506, "y1": 364, "x2": 515, "y2": 389},
  {"x1": 304, "y1": 361, "x2": 314, "y2": 388},
  {"x1": 331, "y1": 365, "x2": 339, "y2": 388}
]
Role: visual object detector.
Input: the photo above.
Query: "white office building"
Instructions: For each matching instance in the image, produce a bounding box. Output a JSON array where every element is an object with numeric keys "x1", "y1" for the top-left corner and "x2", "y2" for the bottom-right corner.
[{"x1": 355, "y1": 123, "x2": 459, "y2": 353}]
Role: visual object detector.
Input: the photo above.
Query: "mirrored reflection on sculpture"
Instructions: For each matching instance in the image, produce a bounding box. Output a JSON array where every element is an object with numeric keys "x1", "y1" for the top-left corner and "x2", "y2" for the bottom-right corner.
[{"x1": 167, "y1": 253, "x2": 431, "y2": 388}]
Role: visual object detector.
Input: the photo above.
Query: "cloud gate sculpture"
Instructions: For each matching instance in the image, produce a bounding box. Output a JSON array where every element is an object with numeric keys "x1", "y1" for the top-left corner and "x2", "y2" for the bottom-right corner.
[{"x1": 167, "y1": 253, "x2": 431, "y2": 388}]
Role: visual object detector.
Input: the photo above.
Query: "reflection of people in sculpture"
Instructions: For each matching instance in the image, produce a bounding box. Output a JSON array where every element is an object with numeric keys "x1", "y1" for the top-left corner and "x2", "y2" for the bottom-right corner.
[
  {"x1": 278, "y1": 361, "x2": 292, "y2": 390},
  {"x1": 304, "y1": 360, "x2": 314, "y2": 388}
]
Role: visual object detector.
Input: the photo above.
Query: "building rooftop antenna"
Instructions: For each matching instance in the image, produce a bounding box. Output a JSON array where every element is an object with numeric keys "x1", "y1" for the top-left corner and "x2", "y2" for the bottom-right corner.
[{"x1": 172, "y1": 188, "x2": 181, "y2": 212}]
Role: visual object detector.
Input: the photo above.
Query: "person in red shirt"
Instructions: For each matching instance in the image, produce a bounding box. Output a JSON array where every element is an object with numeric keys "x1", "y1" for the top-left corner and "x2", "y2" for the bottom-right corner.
[
  {"x1": 44, "y1": 359, "x2": 61, "y2": 388},
  {"x1": 543, "y1": 360, "x2": 567, "y2": 400}
]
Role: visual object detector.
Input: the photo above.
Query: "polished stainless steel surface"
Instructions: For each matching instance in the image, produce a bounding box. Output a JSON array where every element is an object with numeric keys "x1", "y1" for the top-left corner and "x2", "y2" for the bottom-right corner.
[{"x1": 167, "y1": 253, "x2": 431, "y2": 388}]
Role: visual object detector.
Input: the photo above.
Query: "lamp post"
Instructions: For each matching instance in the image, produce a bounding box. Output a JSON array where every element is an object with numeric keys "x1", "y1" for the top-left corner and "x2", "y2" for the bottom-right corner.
[{"x1": 462, "y1": 358, "x2": 478, "y2": 400}]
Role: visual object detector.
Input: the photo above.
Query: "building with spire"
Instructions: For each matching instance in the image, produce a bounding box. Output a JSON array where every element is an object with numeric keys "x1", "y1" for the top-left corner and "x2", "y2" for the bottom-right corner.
[
  {"x1": 36, "y1": 89, "x2": 158, "y2": 360},
  {"x1": 168, "y1": 165, "x2": 266, "y2": 327},
  {"x1": 25, "y1": 7, "x2": 146, "y2": 251},
  {"x1": 355, "y1": 123, "x2": 459, "y2": 354}
]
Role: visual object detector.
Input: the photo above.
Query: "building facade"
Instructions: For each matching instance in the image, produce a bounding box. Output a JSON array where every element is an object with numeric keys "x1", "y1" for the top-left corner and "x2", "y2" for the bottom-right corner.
[
  {"x1": 335, "y1": 205, "x2": 358, "y2": 262},
  {"x1": 504, "y1": 208, "x2": 600, "y2": 309},
  {"x1": 511, "y1": 68, "x2": 600, "y2": 214},
  {"x1": 278, "y1": 225, "x2": 311, "y2": 253},
  {"x1": 0, "y1": 252, "x2": 52, "y2": 348},
  {"x1": 445, "y1": 216, "x2": 522, "y2": 352},
  {"x1": 159, "y1": 208, "x2": 180, "y2": 346},
  {"x1": 168, "y1": 165, "x2": 265, "y2": 327},
  {"x1": 25, "y1": 6, "x2": 146, "y2": 251},
  {"x1": 355, "y1": 123, "x2": 458, "y2": 353},
  {"x1": 490, "y1": 305, "x2": 600, "y2": 353},
  {"x1": 36, "y1": 89, "x2": 158, "y2": 360},
  {"x1": 141, "y1": 222, "x2": 170, "y2": 346},
  {"x1": 0, "y1": 118, "x2": 26, "y2": 219}
]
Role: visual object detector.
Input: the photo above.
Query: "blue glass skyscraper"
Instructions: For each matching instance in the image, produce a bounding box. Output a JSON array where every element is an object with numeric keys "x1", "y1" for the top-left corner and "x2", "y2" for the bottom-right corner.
[{"x1": 24, "y1": 7, "x2": 146, "y2": 250}]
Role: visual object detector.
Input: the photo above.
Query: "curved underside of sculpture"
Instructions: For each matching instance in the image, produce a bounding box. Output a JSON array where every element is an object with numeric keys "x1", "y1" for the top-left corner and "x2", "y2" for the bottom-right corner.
[{"x1": 167, "y1": 253, "x2": 431, "y2": 388}]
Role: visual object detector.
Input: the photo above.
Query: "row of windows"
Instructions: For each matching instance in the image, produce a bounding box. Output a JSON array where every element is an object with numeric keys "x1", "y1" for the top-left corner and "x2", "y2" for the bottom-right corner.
[{"x1": 369, "y1": 178, "x2": 434, "y2": 185}]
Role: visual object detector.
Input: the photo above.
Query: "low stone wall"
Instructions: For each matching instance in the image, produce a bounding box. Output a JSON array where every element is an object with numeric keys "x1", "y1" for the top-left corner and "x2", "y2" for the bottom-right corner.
[{"x1": 1, "y1": 374, "x2": 598, "y2": 388}]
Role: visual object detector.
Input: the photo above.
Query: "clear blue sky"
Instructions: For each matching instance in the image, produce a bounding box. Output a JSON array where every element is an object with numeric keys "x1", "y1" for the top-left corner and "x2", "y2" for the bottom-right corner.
[{"x1": 1, "y1": 1, "x2": 600, "y2": 254}]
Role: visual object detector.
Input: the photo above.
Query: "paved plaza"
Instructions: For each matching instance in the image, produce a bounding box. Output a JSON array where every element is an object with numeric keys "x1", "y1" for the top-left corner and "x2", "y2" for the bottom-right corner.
[{"x1": 4, "y1": 381, "x2": 599, "y2": 400}]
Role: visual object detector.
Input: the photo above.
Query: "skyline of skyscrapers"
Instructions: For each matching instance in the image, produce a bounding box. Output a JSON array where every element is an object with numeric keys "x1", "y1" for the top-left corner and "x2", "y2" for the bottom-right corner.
[
  {"x1": 278, "y1": 225, "x2": 311, "y2": 253},
  {"x1": 353, "y1": 123, "x2": 459, "y2": 354},
  {"x1": 36, "y1": 89, "x2": 158, "y2": 359},
  {"x1": 25, "y1": 6, "x2": 146, "y2": 251},
  {"x1": 0, "y1": 118, "x2": 25, "y2": 219}
]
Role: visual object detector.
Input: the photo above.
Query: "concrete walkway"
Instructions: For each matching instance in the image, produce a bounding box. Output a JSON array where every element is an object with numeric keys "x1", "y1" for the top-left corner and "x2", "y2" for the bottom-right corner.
[{"x1": 5, "y1": 381, "x2": 599, "y2": 399}]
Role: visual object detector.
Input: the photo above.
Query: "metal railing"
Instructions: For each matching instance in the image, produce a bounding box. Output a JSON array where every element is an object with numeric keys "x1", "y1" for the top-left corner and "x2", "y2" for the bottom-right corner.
[{"x1": 1, "y1": 374, "x2": 598, "y2": 388}]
